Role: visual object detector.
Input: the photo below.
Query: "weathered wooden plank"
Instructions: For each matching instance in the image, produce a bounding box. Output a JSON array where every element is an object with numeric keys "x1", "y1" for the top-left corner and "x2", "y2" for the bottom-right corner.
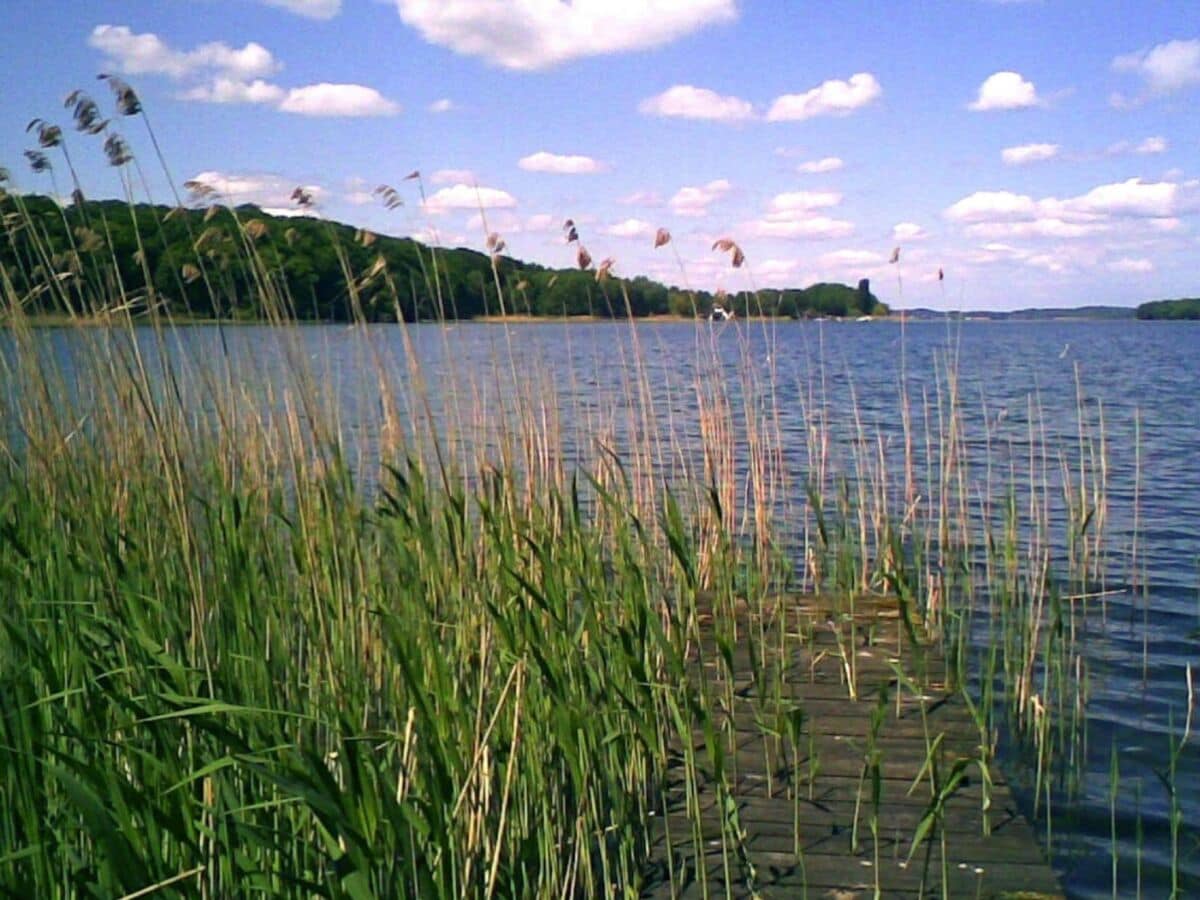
[{"x1": 641, "y1": 593, "x2": 1062, "y2": 899}]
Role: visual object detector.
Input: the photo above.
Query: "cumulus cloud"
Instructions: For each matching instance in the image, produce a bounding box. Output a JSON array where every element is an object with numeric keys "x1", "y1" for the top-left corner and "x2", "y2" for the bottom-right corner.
[
  {"x1": 429, "y1": 98, "x2": 455, "y2": 113},
  {"x1": 944, "y1": 177, "x2": 1195, "y2": 244},
  {"x1": 796, "y1": 156, "x2": 844, "y2": 174},
  {"x1": 966, "y1": 219, "x2": 1107, "y2": 239},
  {"x1": 1108, "y1": 257, "x2": 1154, "y2": 273},
  {"x1": 768, "y1": 190, "x2": 842, "y2": 213},
  {"x1": 944, "y1": 190, "x2": 1040, "y2": 222},
  {"x1": 90, "y1": 25, "x2": 280, "y2": 80},
  {"x1": 1113, "y1": 39, "x2": 1200, "y2": 94},
  {"x1": 668, "y1": 179, "x2": 731, "y2": 217},
  {"x1": 638, "y1": 85, "x2": 755, "y2": 122},
  {"x1": 968, "y1": 71, "x2": 1041, "y2": 111},
  {"x1": 1070, "y1": 178, "x2": 1177, "y2": 218},
  {"x1": 743, "y1": 189, "x2": 854, "y2": 239},
  {"x1": 1001, "y1": 142, "x2": 1060, "y2": 165},
  {"x1": 602, "y1": 218, "x2": 654, "y2": 238},
  {"x1": 518, "y1": 151, "x2": 605, "y2": 174},
  {"x1": 1108, "y1": 136, "x2": 1170, "y2": 156},
  {"x1": 186, "y1": 170, "x2": 324, "y2": 209},
  {"x1": 393, "y1": 0, "x2": 736, "y2": 70},
  {"x1": 89, "y1": 25, "x2": 398, "y2": 118},
  {"x1": 892, "y1": 222, "x2": 928, "y2": 241},
  {"x1": 180, "y1": 77, "x2": 286, "y2": 105},
  {"x1": 259, "y1": 0, "x2": 342, "y2": 18},
  {"x1": 423, "y1": 183, "x2": 517, "y2": 213},
  {"x1": 748, "y1": 217, "x2": 855, "y2": 239},
  {"x1": 766, "y1": 73, "x2": 881, "y2": 122},
  {"x1": 278, "y1": 83, "x2": 400, "y2": 116}
]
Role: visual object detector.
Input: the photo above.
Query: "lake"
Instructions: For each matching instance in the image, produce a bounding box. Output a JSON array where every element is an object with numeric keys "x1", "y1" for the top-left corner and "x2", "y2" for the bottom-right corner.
[{"x1": 6, "y1": 317, "x2": 1198, "y2": 897}]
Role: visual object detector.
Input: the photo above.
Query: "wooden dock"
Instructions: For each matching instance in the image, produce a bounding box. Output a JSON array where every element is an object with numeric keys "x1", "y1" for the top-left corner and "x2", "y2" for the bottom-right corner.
[{"x1": 641, "y1": 594, "x2": 1063, "y2": 899}]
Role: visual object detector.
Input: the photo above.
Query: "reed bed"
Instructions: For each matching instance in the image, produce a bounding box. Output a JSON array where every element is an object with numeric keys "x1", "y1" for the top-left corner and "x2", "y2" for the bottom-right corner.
[{"x1": 1, "y1": 82, "x2": 1195, "y2": 898}]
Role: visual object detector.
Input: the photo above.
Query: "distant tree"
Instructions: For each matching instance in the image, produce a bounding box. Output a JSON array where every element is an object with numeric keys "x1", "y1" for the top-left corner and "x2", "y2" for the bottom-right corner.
[{"x1": 1136, "y1": 298, "x2": 1200, "y2": 320}]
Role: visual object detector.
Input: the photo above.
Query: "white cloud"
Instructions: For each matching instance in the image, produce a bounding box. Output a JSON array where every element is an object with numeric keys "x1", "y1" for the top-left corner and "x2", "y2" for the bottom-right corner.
[
  {"x1": 429, "y1": 98, "x2": 455, "y2": 113},
  {"x1": 766, "y1": 73, "x2": 881, "y2": 122},
  {"x1": 965, "y1": 219, "x2": 1107, "y2": 239},
  {"x1": 89, "y1": 25, "x2": 397, "y2": 118},
  {"x1": 423, "y1": 183, "x2": 517, "y2": 213},
  {"x1": 767, "y1": 190, "x2": 842, "y2": 213},
  {"x1": 259, "y1": 0, "x2": 341, "y2": 18},
  {"x1": 756, "y1": 259, "x2": 801, "y2": 281},
  {"x1": 747, "y1": 216, "x2": 854, "y2": 240},
  {"x1": 186, "y1": 170, "x2": 324, "y2": 209},
  {"x1": 1069, "y1": 177, "x2": 1177, "y2": 218},
  {"x1": 279, "y1": 83, "x2": 400, "y2": 116},
  {"x1": 1133, "y1": 136, "x2": 1168, "y2": 155},
  {"x1": 944, "y1": 178, "x2": 1194, "y2": 247},
  {"x1": 431, "y1": 168, "x2": 475, "y2": 185},
  {"x1": 1001, "y1": 142, "x2": 1060, "y2": 165},
  {"x1": 258, "y1": 207, "x2": 317, "y2": 218},
  {"x1": 639, "y1": 85, "x2": 755, "y2": 122},
  {"x1": 796, "y1": 156, "x2": 844, "y2": 174},
  {"x1": 180, "y1": 77, "x2": 285, "y2": 105},
  {"x1": 90, "y1": 25, "x2": 281, "y2": 80},
  {"x1": 394, "y1": 0, "x2": 736, "y2": 70},
  {"x1": 892, "y1": 222, "x2": 927, "y2": 241},
  {"x1": 1026, "y1": 253, "x2": 1069, "y2": 273},
  {"x1": 602, "y1": 218, "x2": 654, "y2": 239},
  {"x1": 968, "y1": 71, "x2": 1041, "y2": 111},
  {"x1": 1108, "y1": 257, "x2": 1154, "y2": 273},
  {"x1": 618, "y1": 190, "x2": 663, "y2": 206},
  {"x1": 408, "y1": 224, "x2": 465, "y2": 246},
  {"x1": 1113, "y1": 39, "x2": 1200, "y2": 94},
  {"x1": 524, "y1": 213, "x2": 559, "y2": 232},
  {"x1": 518, "y1": 151, "x2": 605, "y2": 174},
  {"x1": 745, "y1": 188, "x2": 853, "y2": 239},
  {"x1": 668, "y1": 179, "x2": 731, "y2": 217},
  {"x1": 944, "y1": 190, "x2": 1040, "y2": 223}
]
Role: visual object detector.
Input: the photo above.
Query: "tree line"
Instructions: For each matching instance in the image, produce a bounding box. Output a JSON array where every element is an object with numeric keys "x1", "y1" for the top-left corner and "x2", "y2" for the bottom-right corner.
[
  {"x1": 0, "y1": 193, "x2": 886, "y2": 322},
  {"x1": 1135, "y1": 298, "x2": 1200, "y2": 320}
]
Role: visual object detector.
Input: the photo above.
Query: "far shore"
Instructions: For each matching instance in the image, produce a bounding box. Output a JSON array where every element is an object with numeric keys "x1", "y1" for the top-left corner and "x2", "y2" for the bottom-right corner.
[{"x1": 4, "y1": 310, "x2": 1155, "y2": 328}]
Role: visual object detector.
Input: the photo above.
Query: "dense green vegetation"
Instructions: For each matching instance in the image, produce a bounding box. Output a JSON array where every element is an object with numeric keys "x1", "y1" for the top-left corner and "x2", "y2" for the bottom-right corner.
[
  {"x1": 0, "y1": 192, "x2": 884, "y2": 321},
  {"x1": 1136, "y1": 297, "x2": 1200, "y2": 320}
]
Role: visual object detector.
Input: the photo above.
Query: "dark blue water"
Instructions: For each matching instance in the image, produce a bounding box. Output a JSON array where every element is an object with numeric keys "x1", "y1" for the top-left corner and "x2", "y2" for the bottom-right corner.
[{"x1": 4, "y1": 318, "x2": 1198, "y2": 896}]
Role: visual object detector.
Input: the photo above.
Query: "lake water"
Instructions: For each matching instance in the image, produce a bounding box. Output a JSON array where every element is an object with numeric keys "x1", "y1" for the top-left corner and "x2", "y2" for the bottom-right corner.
[{"x1": 5, "y1": 318, "x2": 1198, "y2": 897}]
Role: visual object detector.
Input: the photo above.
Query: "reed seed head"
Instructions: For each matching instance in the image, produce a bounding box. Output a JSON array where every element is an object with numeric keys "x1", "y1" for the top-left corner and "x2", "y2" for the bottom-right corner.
[
  {"x1": 103, "y1": 133, "x2": 132, "y2": 167},
  {"x1": 98, "y1": 74, "x2": 142, "y2": 115},
  {"x1": 374, "y1": 185, "x2": 403, "y2": 210},
  {"x1": 23, "y1": 149, "x2": 50, "y2": 174},
  {"x1": 291, "y1": 186, "x2": 314, "y2": 209},
  {"x1": 27, "y1": 119, "x2": 64, "y2": 150}
]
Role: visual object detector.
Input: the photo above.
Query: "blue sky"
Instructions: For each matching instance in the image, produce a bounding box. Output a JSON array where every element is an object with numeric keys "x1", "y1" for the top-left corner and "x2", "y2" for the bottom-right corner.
[{"x1": 1, "y1": 0, "x2": 1197, "y2": 310}]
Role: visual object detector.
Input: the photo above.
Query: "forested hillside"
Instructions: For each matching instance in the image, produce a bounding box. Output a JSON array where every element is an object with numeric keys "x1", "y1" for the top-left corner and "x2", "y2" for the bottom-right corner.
[{"x1": 0, "y1": 192, "x2": 885, "y2": 321}]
